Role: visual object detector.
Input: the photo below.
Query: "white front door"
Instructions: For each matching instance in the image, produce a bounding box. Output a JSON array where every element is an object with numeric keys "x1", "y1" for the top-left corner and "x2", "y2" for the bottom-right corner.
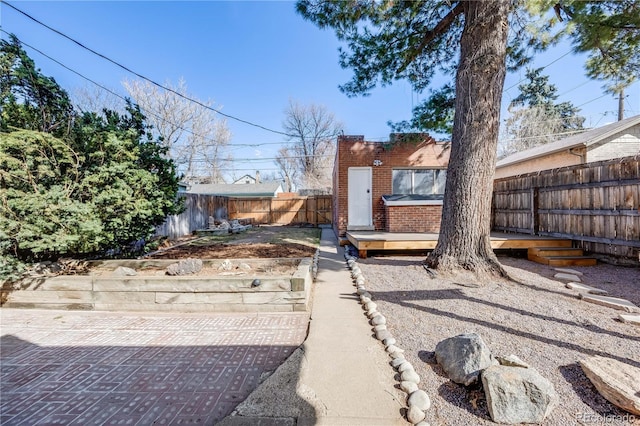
[{"x1": 348, "y1": 167, "x2": 373, "y2": 230}]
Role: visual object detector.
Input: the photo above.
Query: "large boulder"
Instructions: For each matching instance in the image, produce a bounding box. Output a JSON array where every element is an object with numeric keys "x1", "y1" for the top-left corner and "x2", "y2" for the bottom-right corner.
[
  {"x1": 166, "y1": 258, "x2": 203, "y2": 276},
  {"x1": 482, "y1": 365, "x2": 559, "y2": 424},
  {"x1": 435, "y1": 333, "x2": 497, "y2": 386},
  {"x1": 579, "y1": 356, "x2": 640, "y2": 415}
]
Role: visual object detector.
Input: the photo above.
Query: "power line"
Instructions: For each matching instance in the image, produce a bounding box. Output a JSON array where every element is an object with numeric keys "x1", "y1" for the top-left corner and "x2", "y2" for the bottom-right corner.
[
  {"x1": 0, "y1": 30, "x2": 237, "y2": 148},
  {"x1": 498, "y1": 128, "x2": 587, "y2": 143},
  {"x1": 0, "y1": 30, "x2": 298, "y2": 162},
  {"x1": 504, "y1": 50, "x2": 573, "y2": 92},
  {"x1": 181, "y1": 154, "x2": 335, "y2": 164},
  {"x1": 1, "y1": 32, "x2": 336, "y2": 166},
  {"x1": 2, "y1": 0, "x2": 293, "y2": 137},
  {"x1": 576, "y1": 93, "x2": 609, "y2": 108}
]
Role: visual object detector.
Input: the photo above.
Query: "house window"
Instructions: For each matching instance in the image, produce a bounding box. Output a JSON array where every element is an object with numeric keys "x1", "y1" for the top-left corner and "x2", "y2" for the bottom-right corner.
[{"x1": 392, "y1": 169, "x2": 446, "y2": 195}]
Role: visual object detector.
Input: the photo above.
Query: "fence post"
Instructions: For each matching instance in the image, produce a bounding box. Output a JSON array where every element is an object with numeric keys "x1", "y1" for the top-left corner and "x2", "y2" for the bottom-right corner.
[
  {"x1": 308, "y1": 196, "x2": 316, "y2": 225},
  {"x1": 530, "y1": 187, "x2": 539, "y2": 235}
]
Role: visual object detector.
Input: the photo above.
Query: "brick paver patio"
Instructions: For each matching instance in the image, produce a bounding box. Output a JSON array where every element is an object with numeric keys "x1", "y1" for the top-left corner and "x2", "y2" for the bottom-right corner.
[{"x1": 0, "y1": 309, "x2": 309, "y2": 425}]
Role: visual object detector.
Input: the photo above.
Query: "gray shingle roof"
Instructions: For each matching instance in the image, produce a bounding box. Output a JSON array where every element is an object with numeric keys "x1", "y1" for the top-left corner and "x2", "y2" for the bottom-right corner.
[
  {"x1": 187, "y1": 182, "x2": 282, "y2": 197},
  {"x1": 496, "y1": 114, "x2": 640, "y2": 168}
]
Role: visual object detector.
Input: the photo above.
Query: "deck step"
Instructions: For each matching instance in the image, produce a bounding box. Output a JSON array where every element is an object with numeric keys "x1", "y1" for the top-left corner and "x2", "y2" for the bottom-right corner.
[
  {"x1": 528, "y1": 247, "x2": 585, "y2": 257},
  {"x1": 528, "y1": 254, "x2": 597, "y2": 267}
]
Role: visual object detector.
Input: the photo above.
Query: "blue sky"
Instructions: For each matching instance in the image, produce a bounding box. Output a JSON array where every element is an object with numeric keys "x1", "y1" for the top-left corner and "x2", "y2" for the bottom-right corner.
[{"x1": 2, "y1": 1, "x2": 639, "y2": 180}]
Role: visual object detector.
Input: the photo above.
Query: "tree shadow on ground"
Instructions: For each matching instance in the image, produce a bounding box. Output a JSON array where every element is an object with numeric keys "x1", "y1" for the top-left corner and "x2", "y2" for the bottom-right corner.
[{"x1": 372, "y1": 289, "x2": 640, "y2": 368}]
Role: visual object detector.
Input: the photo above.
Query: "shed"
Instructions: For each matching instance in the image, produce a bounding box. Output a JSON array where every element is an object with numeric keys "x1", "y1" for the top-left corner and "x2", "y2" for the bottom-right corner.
[{"x1": 333, "y1": 134, "x2": 450, "y2": 238}]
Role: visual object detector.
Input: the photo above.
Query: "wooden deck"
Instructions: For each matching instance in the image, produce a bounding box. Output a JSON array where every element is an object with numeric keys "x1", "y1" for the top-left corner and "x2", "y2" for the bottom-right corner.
[{"x1": 346, "y1": 231, "x2": 572, "y2": 258}]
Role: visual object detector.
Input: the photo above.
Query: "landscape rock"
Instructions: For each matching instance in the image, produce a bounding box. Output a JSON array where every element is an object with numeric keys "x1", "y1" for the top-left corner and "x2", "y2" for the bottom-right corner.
[
  {"x1": 407, "y1": 390, "x2": 431, "y2": 411},
  {"x1": 391, "y1": 357, "x2": 406, "y2": 368},
  {"x1": 398, "y1": 361, "x2": 414, "y2": 373},
  {"x1": 554, "y1": 272, "x2": 582, "y2": 282},
  {"x1": 407, "y1": 405, "x2": 426, "y2": 424},
  {"x1": 166, "y1": 258, "x2": 203, "y2": 276},
  {"x1": 496, "y1": 354, "x2": 529, "y2": 368},
  {"x1": 579, "y1": 356, "x2": 640, "y2": 415},
  {"x1": 371, "y1": 315, "x2": 386, "y2": 326},
  {"x1": 373, "y1": 324, "x2": 387, "y2": 332},
  {"x1": 387, "y1": 345, "x2": 404, "y2": 355},
  {"x1": 482, "y1": 365, "x2": 558, "y2": 424},
  {"x1": 401, "y1": 369, "x2": 420, "y2": 384},
  {"x1": 218, "y1": 259, "x2": 233, "y2": 271},
  {"x1": 238, "y1": 263, "x2": 252, "y2": 271},
  {"x1": 112, "y1": 266, "x2": 137, "y2": 276},
  {"x1": 435, "y1": 333, "x2": 497, "y2": 386},
  {"x1": 400, "y1": 381, "x2": 419, "y2": 394},
  {"x1": 383, "y1": 337, "x2": 396, "y2": 347},
  {"x1": 376, "y1": 329, "x2": 392, "y2": 341}
]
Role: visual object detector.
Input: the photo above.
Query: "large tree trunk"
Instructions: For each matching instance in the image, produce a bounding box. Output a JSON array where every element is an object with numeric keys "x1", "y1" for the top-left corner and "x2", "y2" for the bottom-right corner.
[{"x1": 426, "y1": 0, "x2": 510, "y2": 278}]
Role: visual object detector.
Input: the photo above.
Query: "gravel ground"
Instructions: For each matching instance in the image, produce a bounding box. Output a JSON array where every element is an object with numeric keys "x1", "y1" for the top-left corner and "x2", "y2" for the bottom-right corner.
[{"x1": 356, "y1": 253, "x2": 640, "y2": 426}]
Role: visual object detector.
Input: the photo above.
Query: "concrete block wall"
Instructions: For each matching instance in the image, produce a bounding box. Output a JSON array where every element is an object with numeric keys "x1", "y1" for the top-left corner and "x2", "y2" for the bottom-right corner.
[{"x1": 333, "y1": 135, "x2": 450, "y2": 237}]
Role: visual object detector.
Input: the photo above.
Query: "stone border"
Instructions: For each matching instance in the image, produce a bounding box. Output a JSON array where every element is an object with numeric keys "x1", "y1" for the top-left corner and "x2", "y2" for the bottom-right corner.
[
  {"x1": 3, "y1": 255, "x2": 321, "y2": 313},
  {"x1": 343, "y1": 245, "x2": 431, "y2": 426}
]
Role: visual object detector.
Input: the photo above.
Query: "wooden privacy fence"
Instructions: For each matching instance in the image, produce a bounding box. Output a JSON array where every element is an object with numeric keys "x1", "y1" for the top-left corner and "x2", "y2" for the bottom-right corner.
[
  {"x1": 156, "y1": 194, "x2": 332, "y2": 239},
  {"x1": 229, "y1": 195, "x2": 332, "y2": 226},
  {"x1": 492, "y1": 156, "x2": 640, "y2": 258}
]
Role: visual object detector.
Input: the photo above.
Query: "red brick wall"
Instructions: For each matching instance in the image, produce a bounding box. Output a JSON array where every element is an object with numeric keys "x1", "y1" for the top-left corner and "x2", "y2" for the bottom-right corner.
[
  {"x1": 333, "y1": 135, "x2": 450, "y2": 237},
  {"x1": 385, "y1": 205, "x2": 443, "y2": 233}
]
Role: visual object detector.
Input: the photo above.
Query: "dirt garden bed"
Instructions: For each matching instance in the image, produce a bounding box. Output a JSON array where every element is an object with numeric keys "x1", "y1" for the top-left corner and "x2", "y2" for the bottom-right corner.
[
  {"x1": 147, "y1": 226, "x2": 319, "y2": 260},
  {"x1": 355, "y1": 253, "x2": 640, "y2": 426},
  {"x1": 2, "y1": 227, "x2": 321, "y2": 313}
]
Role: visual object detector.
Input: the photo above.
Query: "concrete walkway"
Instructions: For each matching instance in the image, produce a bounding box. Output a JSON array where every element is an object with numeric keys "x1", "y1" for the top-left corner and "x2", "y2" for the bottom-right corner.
[{"x1": 220, "y1": 227, "x2": 406, "y2": 425}]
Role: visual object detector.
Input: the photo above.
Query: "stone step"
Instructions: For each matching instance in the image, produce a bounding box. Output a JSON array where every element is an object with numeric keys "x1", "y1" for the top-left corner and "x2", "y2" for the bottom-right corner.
[
  {"x1": 618, "y1": 313, "x2": 640, "y2": 326},
  {"x1": 565, "y1": 282, "x2": 608, "y2": 295},
  {"x1": 554, "y1": 268, "x2": 584, "y2": 276},
  {"x1": 579, "y1": 294, "x2": 640, "y2": 313}
]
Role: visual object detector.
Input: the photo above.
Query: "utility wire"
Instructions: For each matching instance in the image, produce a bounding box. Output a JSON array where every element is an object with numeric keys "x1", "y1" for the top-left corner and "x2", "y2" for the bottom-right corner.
[
  {"x1": 0, "y1": 30, "x2": 299, "y2": 158},
  {"x1": 504, "y1": 50, "x2": 573, "y2": 92},
  {"x1": 2, "y1": 32, "x2": 337, "y2": 167},
  {"x1": 2, "y1": 0, "x2": 293, "y2": 137}
]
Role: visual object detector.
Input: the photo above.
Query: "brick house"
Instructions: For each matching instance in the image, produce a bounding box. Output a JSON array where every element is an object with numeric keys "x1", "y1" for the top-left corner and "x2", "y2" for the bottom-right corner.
[
  {"x1": 333, "y1": 134, "x2": 450, "y2": 238},
  {"x1": 495, "y1": 114, "x2": 640, "y2": 179}
]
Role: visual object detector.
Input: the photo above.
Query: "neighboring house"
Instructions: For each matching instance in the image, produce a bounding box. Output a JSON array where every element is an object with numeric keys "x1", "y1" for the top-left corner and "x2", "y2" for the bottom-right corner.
[
  {"x1": 496, "y1": 114, "x2": 640, "y2": 179},
  {"x1": 333, "y1": 134, "x2": 450, "y2": 238},
  {"x1": 233, "y1": 173, "x2": 258, "y2": 185},
  {"x1": 187, "y1": 181, "x2": 283, "y2": 197},
  {"x1": 177, "y1": 182, "x2": 189, "y2": 193}
]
